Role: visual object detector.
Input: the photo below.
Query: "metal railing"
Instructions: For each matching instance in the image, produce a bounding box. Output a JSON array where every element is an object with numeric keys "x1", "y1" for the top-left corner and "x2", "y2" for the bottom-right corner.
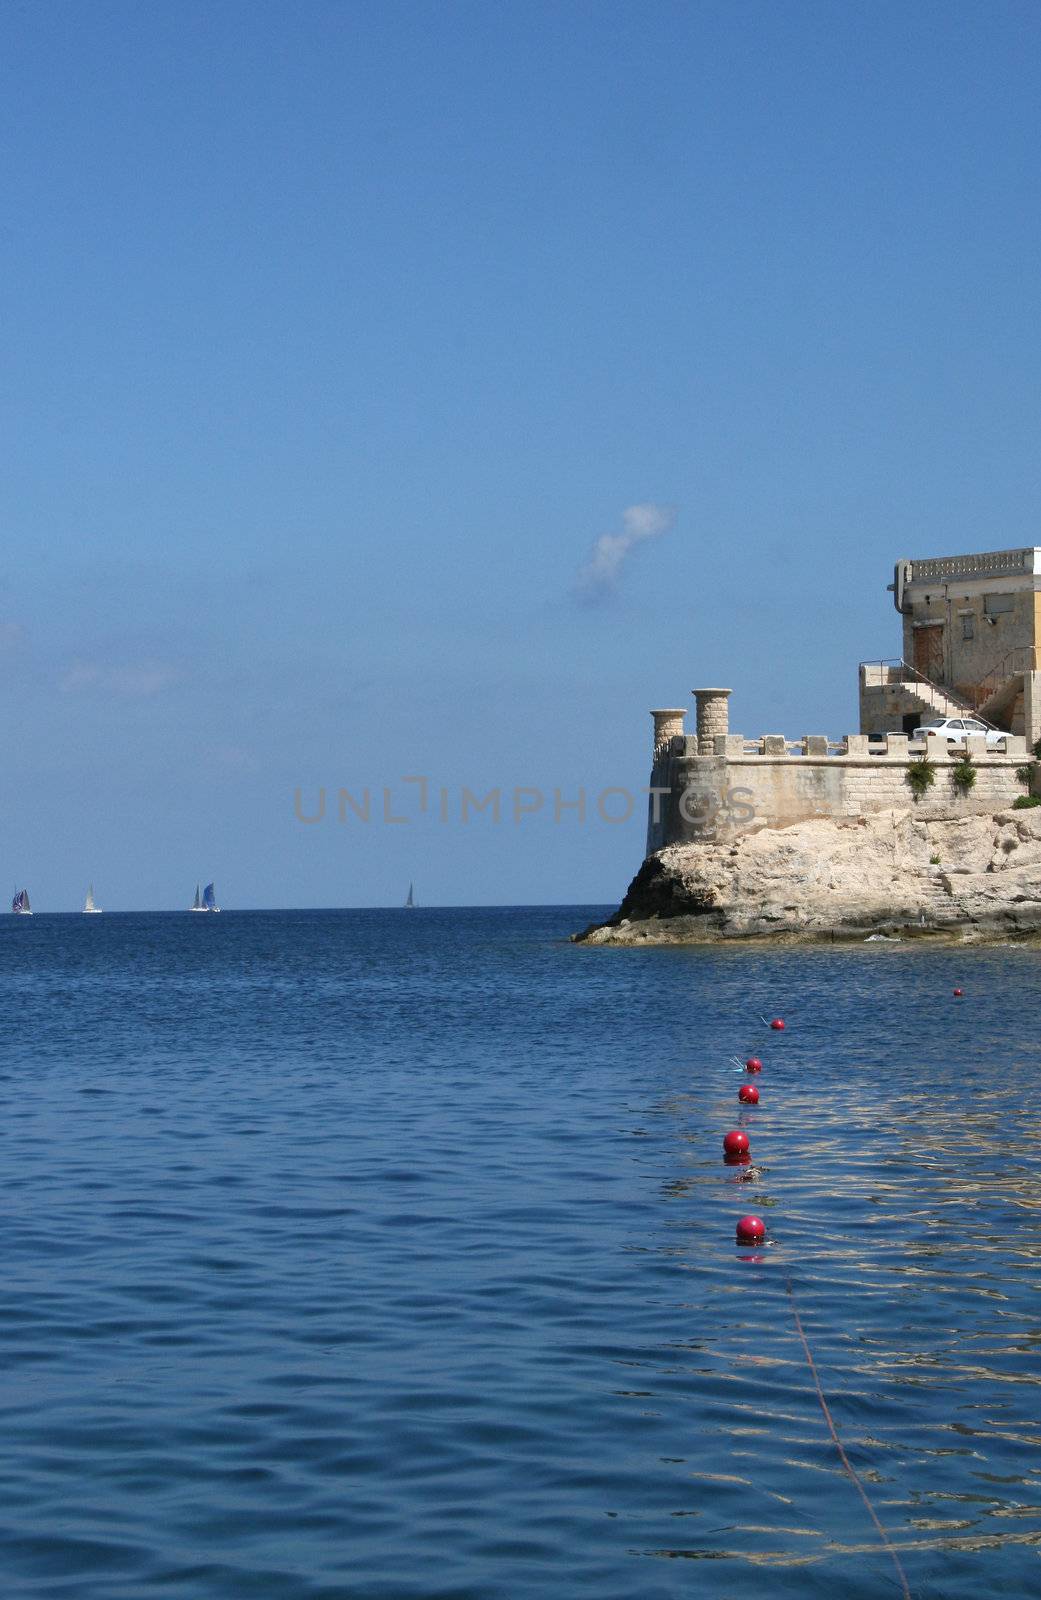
[{"x1": 969, "y1": 646, "x2": 1039, "y2": 709}]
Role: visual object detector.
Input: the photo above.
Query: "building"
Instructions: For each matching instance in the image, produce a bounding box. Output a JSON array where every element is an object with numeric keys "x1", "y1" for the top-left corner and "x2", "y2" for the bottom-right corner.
[
  {"x1": 645, "y1": 547, "x2": 1036, "y2": 855},
  {"x1": 859, "y1": 547, "x2": 1041, "y2": 743}
]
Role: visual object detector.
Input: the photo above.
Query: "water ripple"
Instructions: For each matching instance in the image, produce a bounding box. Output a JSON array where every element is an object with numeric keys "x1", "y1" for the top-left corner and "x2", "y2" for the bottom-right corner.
[{"x1": 0, "y1": 911, "x2": 1039, "y2": 1596}]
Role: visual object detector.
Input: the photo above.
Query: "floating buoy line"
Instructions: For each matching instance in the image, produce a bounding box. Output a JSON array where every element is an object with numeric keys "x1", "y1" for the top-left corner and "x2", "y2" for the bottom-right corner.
[{"x1": 723, "y1": 1011, "x2": 913, "y2": 1600}]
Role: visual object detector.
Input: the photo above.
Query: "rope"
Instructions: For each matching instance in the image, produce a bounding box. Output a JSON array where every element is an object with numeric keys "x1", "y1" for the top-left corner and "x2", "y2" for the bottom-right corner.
[{"x1": 784, "y1": 1273, "x2": 912, "y2": 1600}]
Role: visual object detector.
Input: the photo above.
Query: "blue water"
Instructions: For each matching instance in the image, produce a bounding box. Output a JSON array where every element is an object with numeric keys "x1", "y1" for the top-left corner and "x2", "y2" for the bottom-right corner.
[{"x1": 1, "y1": 909, "x2": 1040, "y2": 1599}]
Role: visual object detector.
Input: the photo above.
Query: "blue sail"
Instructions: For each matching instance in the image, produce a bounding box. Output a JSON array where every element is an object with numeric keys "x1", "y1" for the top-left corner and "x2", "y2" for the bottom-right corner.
[{"x1": 202, "y1": 883, "x2": 216, "y2": 909}]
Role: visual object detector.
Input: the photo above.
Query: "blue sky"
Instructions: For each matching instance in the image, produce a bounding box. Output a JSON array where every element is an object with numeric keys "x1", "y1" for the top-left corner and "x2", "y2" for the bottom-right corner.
[{"x1": 3, "y1": 0, "x2": 1041, "y2": 908}]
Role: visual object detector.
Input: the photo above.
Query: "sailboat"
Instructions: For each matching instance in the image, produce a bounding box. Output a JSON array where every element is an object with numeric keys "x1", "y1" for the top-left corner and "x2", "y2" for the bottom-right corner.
[
  {"x1": 11, "y1": 888, "x2": 31, "y2": 915},
  {"x1": 191, "y1": 883, "x2": 205, "y2": 912},
  {"x1": 405, "y1": 882, "x2": 415, "y2": 908},
  {"x1": 83, "y1": 883, "x2": 102, "y2": 914},
  {"x1": 202, "y1": 882, "x2": 220, "y2": 913}
]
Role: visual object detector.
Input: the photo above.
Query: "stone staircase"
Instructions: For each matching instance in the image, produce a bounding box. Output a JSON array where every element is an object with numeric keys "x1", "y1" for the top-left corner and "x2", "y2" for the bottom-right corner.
[
  {"x1": 861, "y1": 658, "x2": 1028, "y2": 734},
  {"x1": 860, "y1": 660, "x2": 977, "y2": 723},
  {"x1": 976, "y1": 675, "x2": 1023, "y2": 728},
  {"x1": 902, "y1": 677, "x2": 974, "y2": 719},
  {"x1": 971, "y1": 649, "x2": 1038, "y2": 731}
]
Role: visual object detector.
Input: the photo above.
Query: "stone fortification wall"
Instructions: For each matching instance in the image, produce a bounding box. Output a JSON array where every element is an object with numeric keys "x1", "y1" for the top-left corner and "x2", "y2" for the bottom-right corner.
[{"x1": 647, "y1": 731, "x2": 1029, "y2": 853}]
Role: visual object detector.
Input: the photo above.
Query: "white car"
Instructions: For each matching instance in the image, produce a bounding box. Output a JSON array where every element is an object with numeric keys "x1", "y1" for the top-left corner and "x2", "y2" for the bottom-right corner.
[{"x1": 913, "y1": 716, "x2": 1008, "y2": 748}]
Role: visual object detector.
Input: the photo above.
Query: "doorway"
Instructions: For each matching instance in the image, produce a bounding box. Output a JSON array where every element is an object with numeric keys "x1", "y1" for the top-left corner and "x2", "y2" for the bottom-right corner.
[{"x1": 913, "y1": 623, "x2": 944, "y2": 682}]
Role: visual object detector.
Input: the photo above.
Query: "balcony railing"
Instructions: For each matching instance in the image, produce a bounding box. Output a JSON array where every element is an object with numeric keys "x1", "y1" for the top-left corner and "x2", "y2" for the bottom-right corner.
[{"x1": 910, "y1": 548, "x2": 1032, "y2": 582}]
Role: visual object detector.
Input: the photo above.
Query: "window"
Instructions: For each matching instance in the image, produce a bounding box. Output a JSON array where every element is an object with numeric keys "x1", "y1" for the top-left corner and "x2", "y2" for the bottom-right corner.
[
  {"x1": 962, "y1": 614, "x2": 975, "y2": 640},
  {"x1": 984, "y1": 593, "x2": 1015, "y2": 616}
]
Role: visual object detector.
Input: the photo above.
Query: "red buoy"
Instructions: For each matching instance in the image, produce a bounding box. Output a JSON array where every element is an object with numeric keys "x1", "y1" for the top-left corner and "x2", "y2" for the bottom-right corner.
[
  {"x1": 953, "y1": 988, "x2": 963, "y2": 997},
  {"x1": 745, "y1": 1057, "x2": 763, "y2": 1073},
  {"x1": 723, "y1": 1130, "x2": 750, "y2": 1159},
  {"x1": 736, "y1": 1214, "x2": 766, "y2": 1245},
  {"x1": 738, "y1": 1084, "x2": 759, "y2": 1105},
  {"x1": 770, "y1": 1018, "x2": 785, "y2": 1030}
]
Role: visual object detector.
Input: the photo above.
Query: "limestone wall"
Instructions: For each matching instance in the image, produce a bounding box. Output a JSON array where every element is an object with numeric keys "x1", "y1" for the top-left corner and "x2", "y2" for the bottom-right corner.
[
  {"x1": 647, "y1": 731, "x2": 1029, "y2": 852},
  {"x1": 859, "y1": 674, "x2": 926, "y2": 734},
  {"x1": 901, "y1": 586, "x2": 1036, "y2": 695}
]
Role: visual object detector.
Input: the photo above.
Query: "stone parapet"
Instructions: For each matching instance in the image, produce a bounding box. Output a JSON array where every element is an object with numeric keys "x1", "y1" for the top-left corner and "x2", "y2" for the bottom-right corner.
[
  {"x1": 646, "y1": 733, "x2": 1030, "y2": 854},
  {"x1": 706, "y1": 732, "x2": 1027, "y2": 760}
]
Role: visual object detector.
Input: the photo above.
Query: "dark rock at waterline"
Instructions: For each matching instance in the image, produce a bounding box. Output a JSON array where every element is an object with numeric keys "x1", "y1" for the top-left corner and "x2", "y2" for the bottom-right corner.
[{"x1": 574, "y1": 806, "x2": 1041, "y2": 945}]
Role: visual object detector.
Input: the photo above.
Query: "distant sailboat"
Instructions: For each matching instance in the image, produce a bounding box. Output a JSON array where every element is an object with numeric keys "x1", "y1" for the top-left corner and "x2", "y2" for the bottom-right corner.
[
  {"x1": 405, "y1": 882, "x2": 415, "y2": 908},
  {"x1": 191, "y1": 883, "x2": 205, "y2": 912},
  {"x1": 83, "y1": 883, "x2": 102, "y2": 914},
  {"x1": 11, "y1": 888, "x2": 31, "y2": 915},
  {"x1": 202, "y1": 882, "x2": 220, "y2": 913}
]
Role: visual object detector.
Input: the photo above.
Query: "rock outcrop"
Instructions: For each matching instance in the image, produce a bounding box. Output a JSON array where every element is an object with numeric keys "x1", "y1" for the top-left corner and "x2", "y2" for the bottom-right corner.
[{"x1": 576, "y1": 805, "x2": 1041, "y2": 944}]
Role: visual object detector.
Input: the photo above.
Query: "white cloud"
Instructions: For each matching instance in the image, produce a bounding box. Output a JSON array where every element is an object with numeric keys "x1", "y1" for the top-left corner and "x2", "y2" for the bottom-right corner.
[
  {"x1": 59, "y1": 659, "x2": 181, "y2": 698},
  {"x1": 574, "y1": 502, "x2": 676, "y2": 600}
]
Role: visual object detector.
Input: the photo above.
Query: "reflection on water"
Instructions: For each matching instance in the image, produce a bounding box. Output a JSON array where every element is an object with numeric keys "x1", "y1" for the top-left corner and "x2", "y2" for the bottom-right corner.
[
  {"x1": 0, "y1": 912, "x2": 1038, "y2": 1598},
  {"x1": 637, "y1": 945, "x2": 1041, "y2": 1597}
]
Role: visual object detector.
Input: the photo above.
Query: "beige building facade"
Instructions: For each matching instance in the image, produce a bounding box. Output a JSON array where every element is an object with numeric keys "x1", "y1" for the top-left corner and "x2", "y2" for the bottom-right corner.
[{"x1": 860, "y1": 547, "x2": 1041, "y2": 743}]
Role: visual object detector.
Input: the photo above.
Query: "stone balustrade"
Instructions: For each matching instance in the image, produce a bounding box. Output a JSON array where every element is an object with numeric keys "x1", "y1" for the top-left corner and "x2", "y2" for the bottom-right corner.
[{"x1": 911, "y1": 548, "x2": 1032, "y2": 581}]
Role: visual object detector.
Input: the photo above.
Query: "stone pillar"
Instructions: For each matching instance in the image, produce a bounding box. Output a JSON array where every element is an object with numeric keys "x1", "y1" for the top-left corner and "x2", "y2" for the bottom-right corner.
[
  {"x1": 1023, "y1": 672, "x2": 1041, "y2": 754},
  {"x1": 650, "y1": 708, "x2": 687, "y2": 759},
  {"x1": 647, "y1": 709, "x2": 687, "y2": 859},
  {"x1": 692, "y1": 688, "x2": 732, "y2": 755}
]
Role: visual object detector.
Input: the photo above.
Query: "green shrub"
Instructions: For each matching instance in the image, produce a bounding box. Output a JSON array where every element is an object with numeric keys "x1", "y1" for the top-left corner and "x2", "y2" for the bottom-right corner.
[
  {"x1": 929, "y1": 853, "x2": 941, "y2": 865},
  {"x1": 952, "y1": 757, "x2": 976, "y2": 794},
  {"x1": 1016, "y1": 763, "x2": 1036, "y2": 786},
  {"x1": 1013, "y1": 794, "x2": 1041, "y2": 810},
  {"x1": 906, "y1": 757, "x2": 936, "y2": 800},
  {"x1": 1033, "y1": 738, "x2": 1041, "y2": 762}
]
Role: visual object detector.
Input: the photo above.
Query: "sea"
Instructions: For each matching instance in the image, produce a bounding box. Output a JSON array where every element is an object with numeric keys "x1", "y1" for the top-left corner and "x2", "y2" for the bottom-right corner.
[{"x1": 1, "y1": 907, "x2": 1039, "y2": 1600}]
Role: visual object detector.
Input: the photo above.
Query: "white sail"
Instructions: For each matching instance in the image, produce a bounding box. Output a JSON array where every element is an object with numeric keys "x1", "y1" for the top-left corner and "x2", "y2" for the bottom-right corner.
[{"x1": 83, "y1": 883, "x2": 101, "y2": 913}]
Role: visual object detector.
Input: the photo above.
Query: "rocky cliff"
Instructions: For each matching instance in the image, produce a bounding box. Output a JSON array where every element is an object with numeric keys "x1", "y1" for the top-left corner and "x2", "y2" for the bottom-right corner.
[{"x1": 576, "y1": 805, "x2": 1041, "y2": 944}]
